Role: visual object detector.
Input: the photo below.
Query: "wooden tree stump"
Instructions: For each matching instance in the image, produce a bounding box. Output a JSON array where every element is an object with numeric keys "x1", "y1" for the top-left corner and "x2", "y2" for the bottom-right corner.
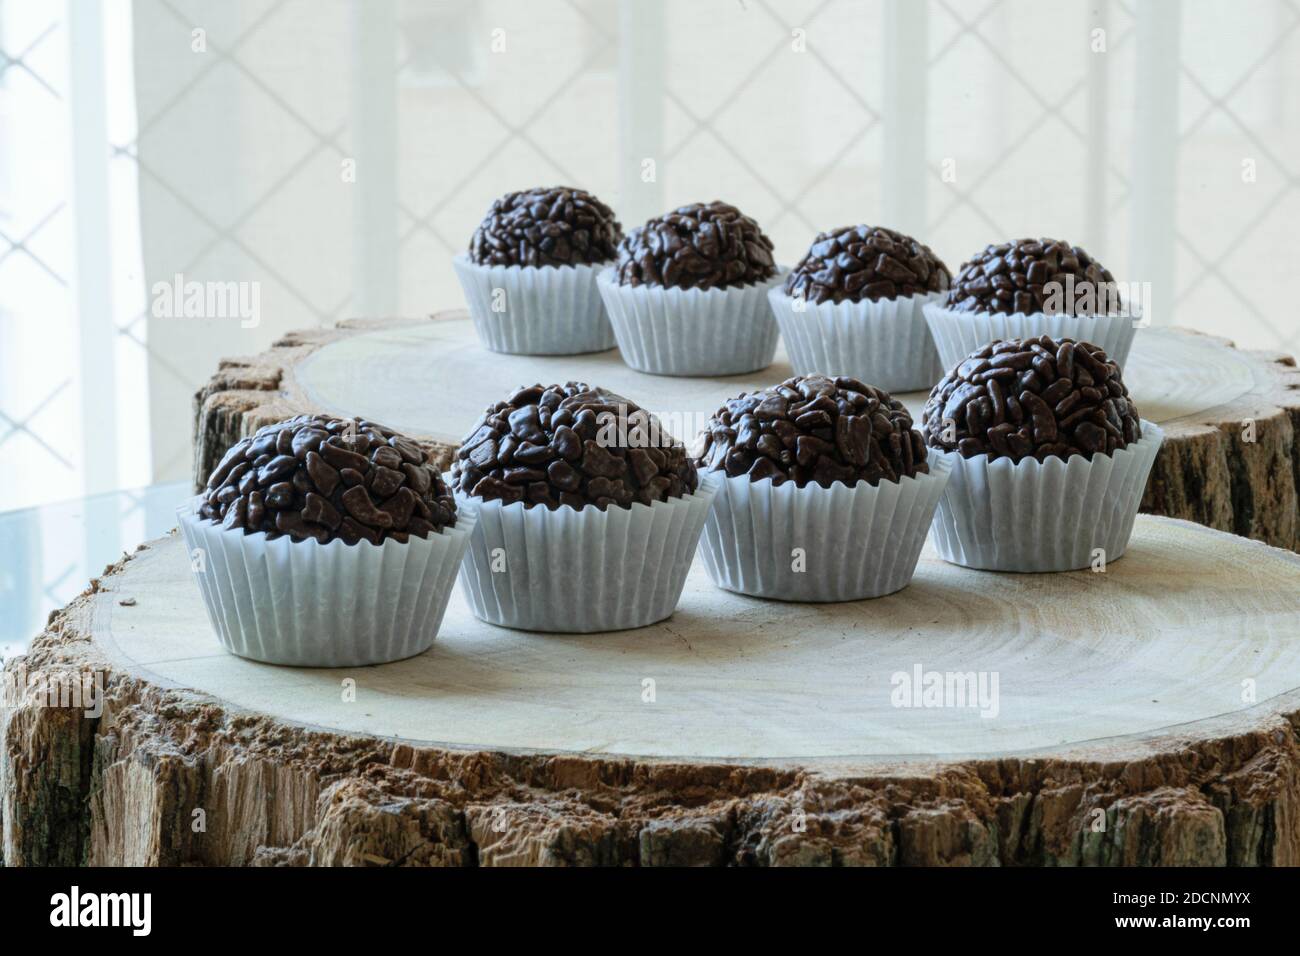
[
  {"x1": 6, "y1": 316, "x2": 1300, "y2": 868},
  {"x1": 4, "y1": 517, "x2": 1300, "y2": 866},
  {"x1": 193, "y1": 312, "x2": 1300, "y2": 551}
]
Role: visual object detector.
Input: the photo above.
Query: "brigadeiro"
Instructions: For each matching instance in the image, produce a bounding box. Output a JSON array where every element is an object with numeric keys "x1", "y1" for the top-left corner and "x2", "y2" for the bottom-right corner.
[
  {"x1": 921, "y1": 336, "x2": 1163, "y2": 573},
  {"x1": 451, "y1": 383, "x2": 698, "y2": 510},
  {"x1": 178, "y1": 416, "x2": 476, "y2": 666},
  {"x1": 452, "y1": 382, "x2": 718, "y2": 632},
  {"x1": 923, "y1": 237, "x2": 1141, "y2": 373},
  {"x1": 769, "y1": 224, "x2": 952, "y2": 392},
  {"x1": 694, "y1": 374, "x2": 952, "y2": 602},
  {"x1": 453, "y1": 186, "x2": 623, "y2": 355},
  {"x1": 199, "y1": 415, "x2": 456, "y2": 544},
  {"x1": 595, "y1": 201, "x2": 785, "y2": 376}
]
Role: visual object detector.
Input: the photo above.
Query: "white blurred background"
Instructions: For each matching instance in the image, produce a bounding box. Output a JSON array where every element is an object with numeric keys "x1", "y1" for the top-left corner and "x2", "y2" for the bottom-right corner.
[{"x1": 2, "y1": 0, "x2": 1298, "y2": 515}]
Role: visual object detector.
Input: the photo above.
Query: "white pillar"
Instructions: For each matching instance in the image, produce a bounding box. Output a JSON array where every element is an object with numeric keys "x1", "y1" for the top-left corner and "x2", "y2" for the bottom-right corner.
[
  {"x1": 618, "y1": 0, "x2": 664, "y2": 227},
  {"x1": 68, "y1": 0, "x2": 119, "y2": 496},
  {"x1": 881, "y1": 0, "x2": 928, "y2": 236},
  {"x1": 351, "y1": 0, "x2": 399, "y2": 320},
  {"x1": 1130, "y1": 0, "x2": 1181, "y2": 325},
  {"x1": 1085, "y1": 0, "x2": 1109, "y2": 253}
]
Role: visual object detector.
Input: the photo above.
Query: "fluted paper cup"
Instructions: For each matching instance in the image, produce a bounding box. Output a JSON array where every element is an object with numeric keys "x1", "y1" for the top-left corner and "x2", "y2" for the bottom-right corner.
[
  {"x1": 456, "y1": 473, "x2": 719, "y2": 632},
  {"x1": 177, "y1": 498, "x2": 476, "y2": 667},
  {"x1": 769, "y1": 288, "x2": 945, "y2": 391},
  {"x1": 596, "y1": 268, "x2": 784, "y2": 376},
  {"x1": 928, "y1": 421, "x2": 1164, "y2": 572},
  {"x1": 452, "y1": 253, "x2": 616, "y2": 355},
  {"x1": 698, "y1": 457, "x2": 953, "y2": 602},
  {"x1": 923, "y1": 301, "x2": 1141, "y2": 372}
]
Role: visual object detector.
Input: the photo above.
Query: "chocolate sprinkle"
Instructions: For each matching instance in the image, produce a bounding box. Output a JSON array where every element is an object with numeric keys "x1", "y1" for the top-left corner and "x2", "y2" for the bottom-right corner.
[
  {"x1": 452, "y1": 383, "x2": 699, "y2": 511},
  {"x1": 696, "y1": 374, "x2": 929, "y2": 488},
  {"x1": 615, "y1": 201, "x2": 776, "y2": 291},
  {"x1": 468, "y1": 186, "x2": 622, "y2": 268},
  {"x1": 945, "y1": 237, "x2": 1118, "y2": 316},
  {"x1": 199, "y1": 415, "x2": 456, "y2": 545},
  {"x1": 922, "y1": 335, "x2": 1142, "y2": 463},
  {"x1": 783, "y1": 224, "x2": 950, "y2": 305}
]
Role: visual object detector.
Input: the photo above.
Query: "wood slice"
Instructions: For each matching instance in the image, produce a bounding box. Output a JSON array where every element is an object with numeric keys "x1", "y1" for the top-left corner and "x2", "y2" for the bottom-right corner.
[
  {"x1": 194, "y1": 312, "x2": 1300, "y2": 551},
  {"x1": 5, "y1": 517, "x2": 1300, "y2": 866}
]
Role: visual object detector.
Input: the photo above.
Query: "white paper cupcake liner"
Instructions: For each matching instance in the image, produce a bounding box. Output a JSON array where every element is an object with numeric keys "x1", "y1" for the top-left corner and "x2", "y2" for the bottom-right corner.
[
  {"x1": 697, "y1": 458, "x2": 953, "y2": 602},
  {"x1": 452, "y1": 253, "x2": 616, "y2": 355},
  {"x1": 769, "y1": 288, "x2": 946, "y2": 392},
  {"x1": 929, "y1": 421, "x2": 1164, "y2": 572},
  {"x1": 923, "y1": 301, "x2": 1141, "y2": 373},
  {"x1": 596, "y1": 268, "x2": 784, "y2": 376},
  {"x1": 455, "y1": 473, "x2": 720, "y2": 632},
  {"x1": 177, "y1": 498, "x2": 476, "y2": 667}
]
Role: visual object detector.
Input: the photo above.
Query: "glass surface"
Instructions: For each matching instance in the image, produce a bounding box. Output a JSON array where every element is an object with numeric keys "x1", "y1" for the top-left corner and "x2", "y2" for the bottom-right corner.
[{"x1": 0, "y1": 480, "x2": 189, "y2": 660}]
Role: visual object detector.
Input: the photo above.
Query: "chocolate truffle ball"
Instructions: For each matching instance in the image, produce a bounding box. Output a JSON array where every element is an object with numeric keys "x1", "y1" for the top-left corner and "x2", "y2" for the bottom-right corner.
[
  {"x1": 452, "y1": 383, "x2": 699, "y2": 511},
  {"x1": 696, "y1": 374, "x2": 929, "y2": 488},
  {"x1": 200, "y1": 415, "x2": 456, "y2": 545},
  {"x1": 922, "y1": 336, "x2": 1142, "y2": 463},
  {"x1": 946, "y1": 238, "x2": 1117, "y2": 316},
  {"x1": 615, "y1": 201, "x2": 776, "y2": 291},
  {"x1": 468, "y1": 186, "x2": 622, "y2": 268},
  {"x1": 784, "y1": 225, "x2": 951, "y2": 305}
]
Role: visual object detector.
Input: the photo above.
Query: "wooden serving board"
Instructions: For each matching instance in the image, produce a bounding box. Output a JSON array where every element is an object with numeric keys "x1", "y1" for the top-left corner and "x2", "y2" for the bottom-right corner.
[
  {"x1": 5, "y1": 516, "x2": 1300, "y2": 866},
  {"x1": 194, "y1": 311, "x2": 1300, "y2": 552}
]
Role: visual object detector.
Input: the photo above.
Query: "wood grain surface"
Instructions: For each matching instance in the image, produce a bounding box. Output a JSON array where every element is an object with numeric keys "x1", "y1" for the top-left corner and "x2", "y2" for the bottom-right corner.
[{"x1": 5, "y1": 516, "x2": 1300, "y2": 866}]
